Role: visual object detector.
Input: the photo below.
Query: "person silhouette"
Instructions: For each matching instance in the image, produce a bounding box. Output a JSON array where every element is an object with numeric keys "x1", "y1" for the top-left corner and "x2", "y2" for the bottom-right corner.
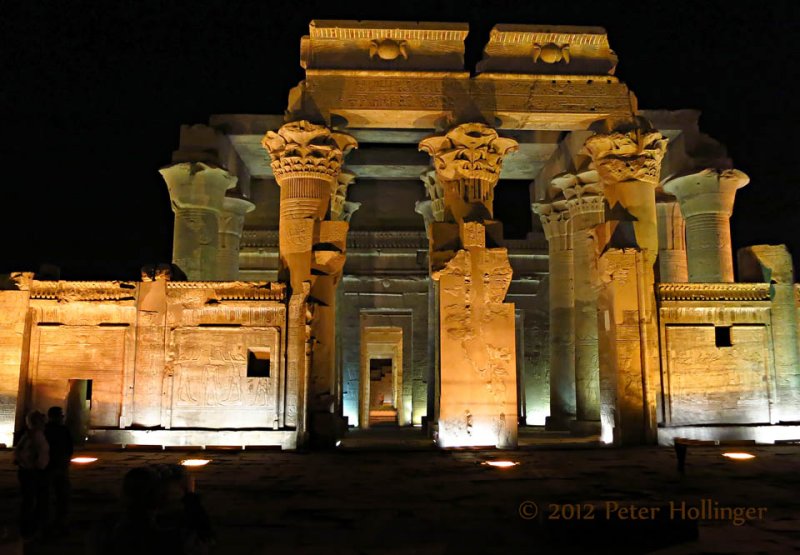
[
  {"x1": 44, "y1": 406, "x2": 73, "y2": 535},
  {"x1": 13, "y1": 410, "x2": 49, "y2": 539}
]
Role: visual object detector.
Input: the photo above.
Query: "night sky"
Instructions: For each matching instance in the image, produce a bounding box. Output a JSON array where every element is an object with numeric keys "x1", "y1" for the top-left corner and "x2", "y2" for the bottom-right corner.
[{"x1": 2, "y1": 1, "x2": 798, "y2": 280}]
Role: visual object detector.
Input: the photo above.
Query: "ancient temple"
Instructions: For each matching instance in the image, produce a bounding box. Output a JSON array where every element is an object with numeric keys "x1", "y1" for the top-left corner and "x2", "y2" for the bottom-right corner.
[{"x1": 2, "y1": 21, "x2": 799, "y2": 449}]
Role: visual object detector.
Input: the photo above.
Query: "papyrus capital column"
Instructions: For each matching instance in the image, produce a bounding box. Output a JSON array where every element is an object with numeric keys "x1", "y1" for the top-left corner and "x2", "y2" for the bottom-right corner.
[
  {"x1": 420, "y1": 169, "x2": 446, "y2": 223},
  {"x1": 262, "y1": 121, "x2": 357, "y2": 445},
  {"x1": 581, "y1": 122, "x2": 667, "y2": 444},
  {"x1": 261, "y1": 120, "x2": 357, "y2": 290},
  {"x1": 664, "y1": 169, "x2": 749, "y2": 283},
  {"x1": 419, "y1": 124, "x2": 519, "y2": 448},
  {"x1": 565, "y1": 171, "x2": 605, "y2": 428},
  {"x1": 533, "y1": 197, "x2": 576, "y2": 429},
  {"x1": 655, "y1": 198, "x2": 688, "y2": 282},
  {"x1": 581, "y1": 125, "x2": 668, "y2": 264},
  {"x1": 160, "y1": 162, "x2": 237, "y2": 280},
  {"x1": 217, "y1": 195, "x2": 256, "y2": 281},
  {"x1": 419, "y1": 123, "x2": 518, "y2": 223}
]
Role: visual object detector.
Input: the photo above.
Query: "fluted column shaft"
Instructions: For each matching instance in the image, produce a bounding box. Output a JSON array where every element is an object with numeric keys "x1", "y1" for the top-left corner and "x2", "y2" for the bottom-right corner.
[
  {"x1": 160, "y1": 162, "x2": 237, "y2": 280},
  {"x1": 656, "y1": 200, "x2": 688, "y2": 282},
  {"x1": 664, "y1": 169, "x2": 749, "y2": 283},
  {"x1": 217, "y1": 196, "x2": 256, "y2": 281}
]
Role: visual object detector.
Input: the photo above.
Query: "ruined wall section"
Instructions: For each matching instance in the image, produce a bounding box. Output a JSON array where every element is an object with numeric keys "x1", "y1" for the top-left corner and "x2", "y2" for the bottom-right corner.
[
  {"x1": 657, "y1": 283, "x2": 776, "y2": 427},
  {"x1": 0, "y1": 278, "x2": 289, "y2": 442}
]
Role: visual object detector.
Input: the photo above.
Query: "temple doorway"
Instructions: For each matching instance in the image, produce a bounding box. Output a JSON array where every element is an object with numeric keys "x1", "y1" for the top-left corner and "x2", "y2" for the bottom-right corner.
[{"x1": 359, "y1": 326, "x2": 403, "y2": 429}]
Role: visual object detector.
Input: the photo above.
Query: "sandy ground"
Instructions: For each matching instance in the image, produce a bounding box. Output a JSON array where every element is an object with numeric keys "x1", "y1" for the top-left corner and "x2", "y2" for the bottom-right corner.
[{"x1": 1, "y1": 429, "x2": 799, "y2": 554}]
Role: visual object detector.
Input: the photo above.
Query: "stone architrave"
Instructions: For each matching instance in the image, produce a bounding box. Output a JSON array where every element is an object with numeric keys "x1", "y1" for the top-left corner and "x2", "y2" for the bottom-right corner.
[
  {"x1": 419, "y1": 123, "x2": 519, "y2": 448},
  {"x1": 217, "y1": 195, "x2": 256, "y2": 281},
  {"x1": 262, "y1": 121, "x2": 357, "y2": 443},
  {"x1": 738, "y1": 245, "x2": 800, "y2": 422},
  {"x1": 160, "y1": 162, "x2": 237, "y2": 281},
  {"x1": 655, "y1": 198, "x2": 688, "y2": 282},
  {"x1": 582, "y1": 122, "x2": 668, "y2": 445},
  {"x1": 664, "y1": 169, "x2": 749, "y2": 283},
  {"x1": 565, "y1": 171, "x2": 605, "y2": 428},
  {"x1": 533, "y1": 195, "x2": 576, "y2": 430}
]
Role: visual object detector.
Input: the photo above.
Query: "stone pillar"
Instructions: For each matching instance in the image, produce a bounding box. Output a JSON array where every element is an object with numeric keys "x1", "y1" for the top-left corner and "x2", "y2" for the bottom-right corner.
[
  {"x1": 533, "y1": 197, "x2": 576, "y2": 430},
  {"x1": 0, "y1": 273, "x2": 32, "y2": 447},
  {"x1": 132, "y1": 266, "x2": 170, "y2": 428},
  {"x1": 217, "y1": 195, "x2": 256, "y2": 281},
  {"x1": 655, "y1": 198, "x2": 688, "y2": 282},
  {"x1": 566, "y1": 171, "x2": 605, "y2": 430},
  {"x1": 738, "y1": 245, "x2": 800, "y2": 422},
  {"x1": 582, "y1": 123, "x2": 668, "y2": 445},
  {"x1": 420, "y1": 123, "x2": 519, "y2": 448},
  {"x1": 262, "y1": 121, "x2": 357, "y2": 445},
  {"x1": 664, "y1": 169, "x2": 749, "y2": 283},
  {"x1": 160, "y1": 162, "x2": 237, "y2": 281}
]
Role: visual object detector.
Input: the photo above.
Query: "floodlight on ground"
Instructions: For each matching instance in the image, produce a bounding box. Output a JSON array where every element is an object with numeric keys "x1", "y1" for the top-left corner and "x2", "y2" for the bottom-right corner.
[
  {"x1": 482, "y1": 460, "x2": 519, "y2": 468},
  {"x1": 722, "y1": 452, "x2": 755, "y2": 460},
  {"x1": 71, "y1": 456, "x2": 98, "y2": 464},
  {"x1": 181, "y1": 459, "x2": 211, "y2": 467}
]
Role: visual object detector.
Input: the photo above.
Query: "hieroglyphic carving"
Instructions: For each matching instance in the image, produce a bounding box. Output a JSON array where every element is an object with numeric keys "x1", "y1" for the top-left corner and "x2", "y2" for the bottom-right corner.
[
  {"x1": 656, "y1": 283, "x2": 771, "y2": 302},
  {"x1": 170, "y1": 328, "x2": 278, "y2": 412}
]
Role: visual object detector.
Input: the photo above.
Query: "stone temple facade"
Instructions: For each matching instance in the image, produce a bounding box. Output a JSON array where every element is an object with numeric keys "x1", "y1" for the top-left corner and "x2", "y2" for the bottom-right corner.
[{"x1": 2, "y1": 21, "x2": 799, "y2": 449}]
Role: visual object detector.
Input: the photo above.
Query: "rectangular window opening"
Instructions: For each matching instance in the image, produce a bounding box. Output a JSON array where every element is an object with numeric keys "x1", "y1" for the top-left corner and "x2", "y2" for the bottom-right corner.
[
  {"x1": 247, "y1": 348, "x2": 270, "y2": 378},
  {"x1": 715, "y1": 326, "x2": 733, "y2": 348}
]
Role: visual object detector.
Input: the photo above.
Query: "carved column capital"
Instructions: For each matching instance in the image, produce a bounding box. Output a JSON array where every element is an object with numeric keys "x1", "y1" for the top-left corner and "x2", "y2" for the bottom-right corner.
[
  {"x1": 261, "y1": 120, "x2": 357, "y2": 186},
  {"x1": 419, "y1": 123, "x2": 518, "y2": 221},
  {"x1": 160, "y1": 162, "x2": 237, "y2": 210},
  {"x1": 420, "y1": 169, "x2": 446, "y2": 222},
  {"x1": 532, "y1": 200, "x2": 572, "y2": 251},
  {"x1": 563, "y1": 170, "x2": 606, "y2": 230},
  {"x1": 663, "y1": 168, "x2": 749, "y2": 218},
  {"x1": 581, "y1": 128, "x2": 668, "y2": 185}
]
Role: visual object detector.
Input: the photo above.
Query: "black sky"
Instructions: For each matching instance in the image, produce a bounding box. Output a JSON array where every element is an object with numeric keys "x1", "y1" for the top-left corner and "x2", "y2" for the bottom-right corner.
[{"x1": 2, "y1": 1, "x2": 799, "y2": 280}]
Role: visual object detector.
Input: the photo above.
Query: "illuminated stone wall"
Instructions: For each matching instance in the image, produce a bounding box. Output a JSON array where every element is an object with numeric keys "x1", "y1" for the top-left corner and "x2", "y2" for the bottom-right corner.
[{"x1": 0, "y1": 278, "x2": 290, "y2": 446}]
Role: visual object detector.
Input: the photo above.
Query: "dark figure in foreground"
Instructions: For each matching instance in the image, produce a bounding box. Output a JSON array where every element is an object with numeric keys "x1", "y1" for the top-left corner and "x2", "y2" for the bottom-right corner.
[
  {"x1": 13, "y1": 410, "x2": 50, "y2": 539},
  {"x1": 45, "y1": 406, "x2": 74, "y2": 534},
  {"x1": 87, "y1": 464, "x2": 214, "y2": 555}
]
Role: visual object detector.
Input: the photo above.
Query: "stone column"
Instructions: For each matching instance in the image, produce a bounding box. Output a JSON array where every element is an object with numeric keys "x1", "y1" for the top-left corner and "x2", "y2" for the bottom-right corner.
[
  {"x1": 420, "y1": 123, "x2": 519, "y2": 448},
  {"x1": 655, "y1": 198, "x2": 688, "y2": 282},
  {"x1": 262, "y1": 121, "x2": 357, "y2": 445},
  {"x1": 217, "y1": 195, "x2": 256, "y2": 281},
  {"x1": 533, "y1": 197, "x2": 576, "y2": 430},
  {"x1": 582, "y1": 123, "x2": 668, "y2": 445},
  {"x1": 566, "y1": 172, "x2": 605, "y2": 430},
  {"x1": 664, "y1": 169, "x2": 749, "y2": 283},
  {"x1": 738, "y1": 245, "x2": 800, "y2": 422},
  {"x1": 160, "y1": 162, "x2": 237, "y2": 280}
]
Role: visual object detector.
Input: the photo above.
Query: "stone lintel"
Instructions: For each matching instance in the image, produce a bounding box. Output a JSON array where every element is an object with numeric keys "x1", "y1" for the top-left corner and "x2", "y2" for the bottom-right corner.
[
  {"x1": 302, "y1": 20, "x2": 469, "y2": 72},
  {"x1": 477, "y1": 24, "x2": 617, "y2": 76},
  {"x1": 296, "y1": 71, "x2": 634, "y2": 130}
]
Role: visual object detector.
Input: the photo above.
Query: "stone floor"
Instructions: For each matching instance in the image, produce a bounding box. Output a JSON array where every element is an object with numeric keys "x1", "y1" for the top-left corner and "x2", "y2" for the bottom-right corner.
[{"x1": 1, "y1": 428, "x2": 799, "y2": 554}]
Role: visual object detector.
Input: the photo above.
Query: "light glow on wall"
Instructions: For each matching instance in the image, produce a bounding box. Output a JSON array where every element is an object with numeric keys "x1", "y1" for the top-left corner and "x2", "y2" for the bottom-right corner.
[
  {"x1": 482, "y1": 460, "x2": 519, "y2": 468},
  {"x1": 71, "y1": 456, "x2": 98, "y2": 464},
  {"x1": 722, "y1": 452, "x2": 755, "y2": 460},
  {"x1": 181, "y1": 458, "x2": 211, "y2": 467}
]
